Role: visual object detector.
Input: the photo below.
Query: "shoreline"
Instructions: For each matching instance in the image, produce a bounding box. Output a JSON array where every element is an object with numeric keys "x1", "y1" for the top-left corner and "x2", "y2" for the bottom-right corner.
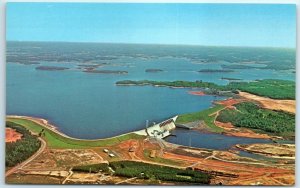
[
  {"x1": 6, "y1": 115, "x2": 146, "y2": 142},
  {"x1": 6, "y1": 114, "x2": 280, "y2": 149},
  {"x1": 116, "y1": 83, "x2": 210, "y2": 90}
]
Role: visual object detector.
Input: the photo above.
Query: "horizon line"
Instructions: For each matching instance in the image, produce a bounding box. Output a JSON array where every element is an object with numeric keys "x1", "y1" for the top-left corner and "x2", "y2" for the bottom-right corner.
[{"x1": 6, "y1": 40, "x2": 296, "y2": 49}]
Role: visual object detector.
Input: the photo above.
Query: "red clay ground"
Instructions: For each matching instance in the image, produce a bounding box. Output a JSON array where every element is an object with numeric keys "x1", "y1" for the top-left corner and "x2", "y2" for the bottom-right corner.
[
  {"x1": 239, "y1": 91, "x2": 295, "y2": 114},
  {"x1": 6, "y1": 128, "x2": 22, "y2": 143},
  {"x1": 215, "y1": 121, "x2": 271, "y2": 139},
  {"x1": 163, "y1": 151, "x2": 294, "y2": 185},
  {"x1": 214, "y1": 98, "x2": 243, "y2": 106},
  {"x1": 188, "y1": 91, "x2": 205, "y2": 96},
  {"x1": 212, "y1": 98, "x2": 271, "y2": 139}
]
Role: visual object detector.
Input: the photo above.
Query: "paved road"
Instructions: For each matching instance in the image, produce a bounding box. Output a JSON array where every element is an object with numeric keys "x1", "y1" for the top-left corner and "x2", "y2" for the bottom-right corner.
[{"x1": 5, "y1": 137, "x2": 47, "y2": 177}]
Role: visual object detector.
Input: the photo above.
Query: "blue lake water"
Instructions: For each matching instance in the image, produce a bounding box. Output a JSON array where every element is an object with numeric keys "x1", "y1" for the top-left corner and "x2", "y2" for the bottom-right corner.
[
  {"x1": 6, "y1": 42, "x2": 295, "y2": 150},
  {"x1": 7, "y1": 62, "x2": 227, "y2": 139},
  {"x1": 165, "y1": 129, "x2": 272, "y2": 150}
]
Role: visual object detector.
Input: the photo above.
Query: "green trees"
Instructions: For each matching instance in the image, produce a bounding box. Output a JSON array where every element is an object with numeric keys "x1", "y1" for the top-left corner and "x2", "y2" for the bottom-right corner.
[
  {"x1": 6, "y1": 122, "x2": 41, "y2": 167},
  {"x1": 116, "y1": 79, "x2": 295, "y2": 100},
  {"x1": 216, "y1": 102, "x2": 295, "y2": 137},
  {"x1": 116, "y1": 80, "x2": 223, "y2": 90},
  {"x1": 110, "y1": 161, "x2": 210, "y2": 184},
  {"x1": 226, "y1": 79, "x2": 295, "y2": 99}
]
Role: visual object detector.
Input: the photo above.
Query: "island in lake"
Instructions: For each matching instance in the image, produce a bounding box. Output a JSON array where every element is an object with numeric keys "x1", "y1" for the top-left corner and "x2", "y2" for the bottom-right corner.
[
  {"x1": 198, "y1": 69, "x2": 235, "y2": 73},
  {"x1": 83, "y1": 70, "x2": 128, "y2": 74},
  {"x1": 145, "y1": 69, "x2": 164, "y2": 73},
  {"x1": 35, "y1": 66, "x2": 70, "y2": 71}
]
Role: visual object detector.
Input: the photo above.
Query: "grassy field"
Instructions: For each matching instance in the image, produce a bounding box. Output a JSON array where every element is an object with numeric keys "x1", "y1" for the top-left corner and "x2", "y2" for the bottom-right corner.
[
  {"x1": 176, "y1": 105, "x2": 224, "y2": 133},
  {"x1": 6, "y1": 118, "x2": 145, "y2": 149}
]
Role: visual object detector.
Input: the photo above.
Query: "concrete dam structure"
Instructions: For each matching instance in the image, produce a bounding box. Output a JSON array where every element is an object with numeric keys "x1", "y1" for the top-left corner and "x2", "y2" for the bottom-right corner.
[{"x1": 145, "y1": 116, "x2": 178, "y2": 139}]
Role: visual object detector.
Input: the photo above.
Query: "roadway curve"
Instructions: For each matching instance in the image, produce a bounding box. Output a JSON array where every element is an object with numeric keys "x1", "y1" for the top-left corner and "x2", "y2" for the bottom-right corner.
[{"x1": 5, "y1": 137, "x2": 47, "y2": 177}]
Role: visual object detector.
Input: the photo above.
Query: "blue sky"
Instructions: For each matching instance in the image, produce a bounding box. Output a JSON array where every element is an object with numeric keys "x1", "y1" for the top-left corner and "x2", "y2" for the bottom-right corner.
[{"x1": 7, "y1": 3, "x2": 296, "y2": 48}]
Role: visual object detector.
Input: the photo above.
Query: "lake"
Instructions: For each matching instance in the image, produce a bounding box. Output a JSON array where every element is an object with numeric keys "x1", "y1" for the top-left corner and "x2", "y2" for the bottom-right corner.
[{"x1": 6, "y1": 42, "x2": 295, "y2": 148}]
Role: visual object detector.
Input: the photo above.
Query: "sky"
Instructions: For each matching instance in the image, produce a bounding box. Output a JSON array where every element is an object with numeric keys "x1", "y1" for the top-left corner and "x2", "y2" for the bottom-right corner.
[{"x1": 6, "y1": 3, "x2": 296, "y2": 48}]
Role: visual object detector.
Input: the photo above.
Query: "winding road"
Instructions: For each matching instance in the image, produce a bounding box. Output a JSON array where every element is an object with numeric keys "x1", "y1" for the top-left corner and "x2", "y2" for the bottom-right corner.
[{"x1": 5, "y1": 137, "x2": 47, "y2": 177}]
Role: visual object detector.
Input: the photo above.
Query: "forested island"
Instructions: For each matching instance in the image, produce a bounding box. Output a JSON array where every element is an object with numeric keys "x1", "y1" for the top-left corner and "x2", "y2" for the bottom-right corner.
[
  {"x1": 83, "y1": 70, "x2": 128, "y2": 74},
  {"x1": 221, "y1": 77, "x2": 242, "y2": 81},
  {"x1": 116, "y1": 79, "x2": 295, "y2": 100},
  {"x1": 145, "y1": 69, "x2": 164, "y2": 73},
  {"x1": 198, "y1": 69, "x2": 234, "y2": 73},
  {"x1": 35, "y1": 66, "x2": 69, "y2": 71}
]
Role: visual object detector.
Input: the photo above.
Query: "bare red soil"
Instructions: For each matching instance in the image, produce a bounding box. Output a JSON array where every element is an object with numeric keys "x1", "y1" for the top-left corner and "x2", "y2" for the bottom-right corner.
[
  {"x1": 215, "y1": 98, "x2": 242, "y2": 106},
  {"x1": 6, "y1": 128, "x2": 22, "y2": 143},
  {"x1": 188, "y1": 91, "x2": 205, "y2": 96},
  {"x1": 163, "y1": 151, "x2": 294, "y2": 185}
]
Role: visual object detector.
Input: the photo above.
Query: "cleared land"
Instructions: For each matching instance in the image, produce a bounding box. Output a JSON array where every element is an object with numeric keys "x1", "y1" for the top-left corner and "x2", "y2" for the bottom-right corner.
[
  {"x1": 236, "y1": 144, "x2": 295, "y2": 159},
  {"x1": 239, "y1": 91, "x2": 295, "y2": 114},
  {"x1": 6, "y1": 128, "x2": 22, "y2": 143}
]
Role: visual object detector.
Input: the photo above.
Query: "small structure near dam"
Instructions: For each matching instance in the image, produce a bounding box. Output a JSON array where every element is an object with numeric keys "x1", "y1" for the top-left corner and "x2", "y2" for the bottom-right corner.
[{"x1": 144, "y1": 116, "x2": 178, "y2": 139}]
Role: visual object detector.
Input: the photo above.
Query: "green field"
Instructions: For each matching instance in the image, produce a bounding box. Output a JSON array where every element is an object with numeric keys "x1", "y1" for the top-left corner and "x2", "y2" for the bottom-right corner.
[
  {"x1": 216, "y1": 102, "x2": 295, "y2": 138},
  {"x1": 116, "y1": 79, "x2": 295, "y2": 100},
  {"x1": 176, "y1": 104, "x2": 224, "y2": 133},
  {"x1": 6, "y1": 118, "x2": 145, "y2": 149}
]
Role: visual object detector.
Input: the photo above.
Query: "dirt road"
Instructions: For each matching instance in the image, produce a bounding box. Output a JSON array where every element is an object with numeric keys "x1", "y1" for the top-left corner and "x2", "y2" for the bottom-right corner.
[{"x1": 5, "y1": 137, "x2": 46, "y2": 177}]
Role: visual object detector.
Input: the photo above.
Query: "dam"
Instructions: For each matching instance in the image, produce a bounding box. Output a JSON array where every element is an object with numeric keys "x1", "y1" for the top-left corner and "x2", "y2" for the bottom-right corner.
[{"x1": 134, "y1": 116, "x2": 178, "y2": 139}]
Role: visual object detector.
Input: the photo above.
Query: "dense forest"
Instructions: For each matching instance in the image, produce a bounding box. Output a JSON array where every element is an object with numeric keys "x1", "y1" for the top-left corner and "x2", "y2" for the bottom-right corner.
[
  {"x1": 6, "y1": 122, "x2": 41, "y2": 167},
  {"x1": 110, "y1": 161, "x2": 210, "y2": 184},
  {"x1": 226, "y1": 79, "x2": 295, "y2": 99},
  {"x1": 216, "y1": 102, "x2": 295, "y2": 137}
]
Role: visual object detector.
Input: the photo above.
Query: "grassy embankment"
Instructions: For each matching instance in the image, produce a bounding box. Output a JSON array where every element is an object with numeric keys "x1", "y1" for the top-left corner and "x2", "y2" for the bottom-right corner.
[
  {"x1": 116, "y1": 79, "x2": 295, "y2": 100},
  {"x1": 6, "y1": 121, "x2": 41, "y2": 167},
  {"x1": 216, "y1": 102, "x2": 295, "y2": 139},
  {"x1": 176, "y1": 104, "x2": 225, "y2": 133},
  {"x1": 74, "y1": 161, "x2": 210, "y2": 184},
  {"x1": 6, "y1": 118, "x2": 145, "y2": 149}
]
